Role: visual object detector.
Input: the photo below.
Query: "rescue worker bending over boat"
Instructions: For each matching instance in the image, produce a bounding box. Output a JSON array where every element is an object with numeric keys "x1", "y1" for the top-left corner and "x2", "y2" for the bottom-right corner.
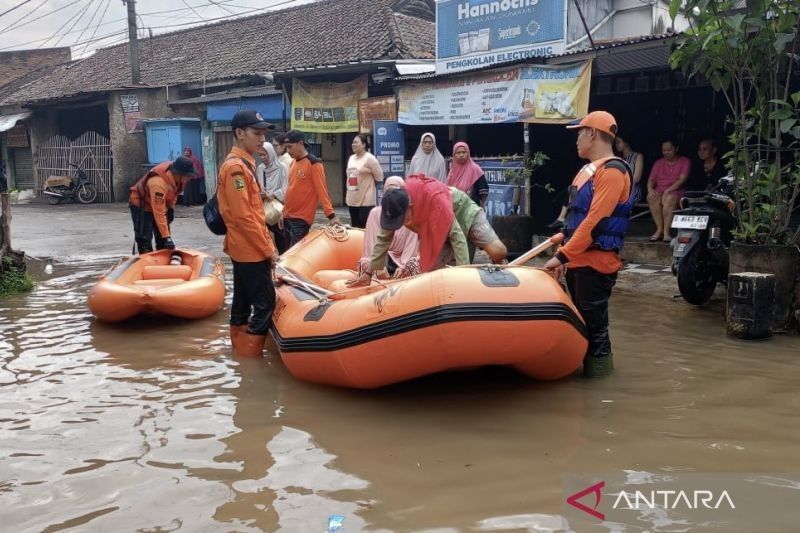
[
  {"x1": 129, "y1": 156, "x2": 195, "y2": 254},
  {"x1": 347, "y1": 174, "x2": 507, "y2": 287}
]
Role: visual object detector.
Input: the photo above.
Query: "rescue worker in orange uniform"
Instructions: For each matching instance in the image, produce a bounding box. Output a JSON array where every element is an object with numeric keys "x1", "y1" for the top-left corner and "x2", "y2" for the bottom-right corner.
[
  {"x1": 544, "y1": 111, "x2": 634, "y2": 378},
  {"x1": 216, "y1": 109, "x2": 277, "y2": 358},
  {"x1": 129, "y1": 156, "x2": 195, "y2": 254}
]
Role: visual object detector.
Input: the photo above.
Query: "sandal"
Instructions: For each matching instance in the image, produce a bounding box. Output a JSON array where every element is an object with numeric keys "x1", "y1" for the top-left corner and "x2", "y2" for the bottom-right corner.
[{"x1": 648, "y1": 234, "x2": 663, "y2": 242}]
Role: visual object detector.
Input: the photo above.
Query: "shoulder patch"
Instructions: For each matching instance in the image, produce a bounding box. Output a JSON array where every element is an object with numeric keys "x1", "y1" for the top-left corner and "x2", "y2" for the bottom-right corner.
[
  {"x1": 234, "y1": 176, "x2": 245, "y2": 190},
  {"x1": 154, "y1": 191, "x2": 165, "y2": 204}
]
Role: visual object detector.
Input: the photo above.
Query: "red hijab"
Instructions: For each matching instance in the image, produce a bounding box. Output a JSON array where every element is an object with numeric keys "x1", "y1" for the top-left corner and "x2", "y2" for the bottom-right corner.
[
  {"x1": 404, "y1": 174, "x2": 454, "y2": 272},
  {"x1": 446, "y1": 142, "x2": 483, "y2": 193}
]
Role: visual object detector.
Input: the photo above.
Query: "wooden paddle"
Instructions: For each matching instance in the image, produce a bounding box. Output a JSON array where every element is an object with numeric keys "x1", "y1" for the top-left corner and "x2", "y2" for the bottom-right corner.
[{"x1": 508, "y1": 233, "x2": 565, "y2": 266}]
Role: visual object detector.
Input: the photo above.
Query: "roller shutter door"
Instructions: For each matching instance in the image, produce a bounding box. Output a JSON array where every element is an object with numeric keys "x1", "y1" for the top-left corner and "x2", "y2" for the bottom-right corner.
[{"x1": 12, "y1": 148, "x2": 33, "y2": 189}]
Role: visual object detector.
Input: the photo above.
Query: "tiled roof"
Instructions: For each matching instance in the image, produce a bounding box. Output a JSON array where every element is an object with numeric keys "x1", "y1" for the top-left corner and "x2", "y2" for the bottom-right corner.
[
  {"x1": 0, "y1": 0, "x2": 434, "y2": 106},
  {"x1": 392, "y1": 13, "x2": 435, "y2": 60}
]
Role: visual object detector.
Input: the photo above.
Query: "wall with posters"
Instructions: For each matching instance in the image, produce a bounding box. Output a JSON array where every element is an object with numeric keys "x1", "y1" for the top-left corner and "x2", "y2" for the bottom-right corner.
[
  {"x1": 435, "y1": 0, "x2": 566, "y2": 75},
  {"x1": 358, "y1": 96, "x2": 397, "y2": 134},
  {"x1": 291, "y1": 76, "x2": 368, "y2": 133},
  {"x1": 476, "y1": 158, "x2": 526, "y2": 221},
  {"x1": 399, "y1": 61, "x2": 591, "y2": 126}
]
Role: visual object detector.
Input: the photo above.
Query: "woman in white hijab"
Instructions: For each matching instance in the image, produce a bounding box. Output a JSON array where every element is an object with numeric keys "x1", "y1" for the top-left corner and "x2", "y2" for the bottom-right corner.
[
  {"x1": 409, "y1": 132, "x2": 447, "y2": 182},
  {"x1": 256, "y1": 141, "x2": 288, "y2": 202},
  {"x1": 256, "y1": 141, "x2": 289, "y2": 252}
]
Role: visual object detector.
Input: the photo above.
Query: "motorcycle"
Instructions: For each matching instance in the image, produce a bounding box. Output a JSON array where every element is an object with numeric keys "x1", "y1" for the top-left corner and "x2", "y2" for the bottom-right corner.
[
  {"x1": 670, "y1": 176, "x2": 737, "y2": 305},
  {"x1": 43, "y1": 163, "x2": 98, "y2": 205}
]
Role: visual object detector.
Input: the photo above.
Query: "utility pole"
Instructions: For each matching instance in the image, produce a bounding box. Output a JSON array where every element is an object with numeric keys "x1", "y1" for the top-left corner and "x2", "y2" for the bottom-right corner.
[{"x1": 123, "y1": 0, "x2": 140, "y2": 83}]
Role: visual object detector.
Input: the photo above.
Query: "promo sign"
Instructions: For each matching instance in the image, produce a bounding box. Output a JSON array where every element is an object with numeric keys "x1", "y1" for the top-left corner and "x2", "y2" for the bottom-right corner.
[
  {"x1": 291, "y1": 75, "x2": 367, "y2": 133},
  {"x1": 373, "y1": 120, "x2": 406, "y2": 180},
  {"x1": 399, "y1": 61, "x2": 591, "y2": 125},
  {"x1": 435, "y1": 0, "x2": 566, "y2": 75}
]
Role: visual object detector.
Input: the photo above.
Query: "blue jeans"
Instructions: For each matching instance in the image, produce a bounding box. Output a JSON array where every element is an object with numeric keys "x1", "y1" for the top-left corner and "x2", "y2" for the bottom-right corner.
[{"x1": 284, "y1": 218, "x2": 311, "y2": 248}]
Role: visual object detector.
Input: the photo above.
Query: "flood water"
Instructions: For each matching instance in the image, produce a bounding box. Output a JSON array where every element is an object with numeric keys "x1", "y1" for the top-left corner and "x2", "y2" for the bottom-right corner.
[{"x1": 2, "y1": 260, "x2": 800, "y2": 532}]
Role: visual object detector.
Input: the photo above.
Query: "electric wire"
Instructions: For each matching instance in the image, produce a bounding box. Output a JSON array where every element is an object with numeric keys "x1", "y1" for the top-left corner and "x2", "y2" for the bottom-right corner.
[
  {"x1": 52, "y1": 0, "x2": 97, "y2": 47},
  {"x1": 78, "y1": 0, "x2": 114, "y2": 57},
  {"x1": 0, "y1": 0, "x2": 35, "y2": 21},
  {"x1": 0, "y1": 0, "x2": 48, "y2": 34}
]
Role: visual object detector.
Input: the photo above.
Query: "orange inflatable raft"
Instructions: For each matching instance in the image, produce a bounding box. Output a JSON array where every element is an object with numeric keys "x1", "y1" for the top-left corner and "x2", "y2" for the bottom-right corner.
[
  {"x1": 272, "y1": 227, "x2": 588, "y2": 389},
  {"x1": 88, "y1": 249, "x2": 225, "y2": 322}
]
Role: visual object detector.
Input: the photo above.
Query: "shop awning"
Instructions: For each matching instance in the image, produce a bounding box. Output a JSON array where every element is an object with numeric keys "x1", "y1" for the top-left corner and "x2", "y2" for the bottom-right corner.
[
  {"x1": 0, "y1": 111, "x2": 31, "y2": 132},
  {"x1": 207, "y1": 95, "x2": 284, "y2": 122}
]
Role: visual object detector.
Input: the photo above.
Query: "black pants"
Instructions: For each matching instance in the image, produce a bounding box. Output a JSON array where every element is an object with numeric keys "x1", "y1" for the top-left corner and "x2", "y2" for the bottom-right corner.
[
  {"x1": 268, "y1": 223, "x2": 290, "y2": 254},
  {"x1": 231, "y1": 260, "x2": 275, "y2": 335},
  {"x1": 284, "y1": 217, "x2": 311, "y2": 247},
  {"x1": 130, "y1": 204, "x2": 174, "y2": 254},
  {"x1": 348, "y1": 206, "x2": 373, "y2": 229},
  {"x1": 566, "y1": 267, "x2": 618, "y2": 359}
]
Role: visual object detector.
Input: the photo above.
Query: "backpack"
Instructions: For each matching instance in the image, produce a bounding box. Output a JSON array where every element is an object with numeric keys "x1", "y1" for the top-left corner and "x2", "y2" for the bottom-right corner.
[
  {"x1": 203, "y1": 195, "x2": 227, "y2": 235},
  {"x1": 203, "y1": 156, "x2": 257, "y2": 236}
]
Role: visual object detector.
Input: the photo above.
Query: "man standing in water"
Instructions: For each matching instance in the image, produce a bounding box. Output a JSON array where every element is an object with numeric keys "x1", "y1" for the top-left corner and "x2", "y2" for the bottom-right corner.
[
  {"x1": 544, "y1": 111, "x2": 633, "y2": 377},
  {"x1": 217, "y1": 109, "x2": 277, "y2": 358},
  {"x1": 128, "y1": 156, "x2": 195, "y2": 254}
]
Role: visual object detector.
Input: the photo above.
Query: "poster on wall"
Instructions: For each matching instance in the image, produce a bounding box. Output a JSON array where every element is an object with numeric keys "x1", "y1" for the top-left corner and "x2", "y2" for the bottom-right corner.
[
  {"x1": 399, "y1": 60, "x2": 591, "y2": 125},
  {"x1": 476, "y1": 158, "x2": 525, "y2": 221},
  {"x1": 373, "y1": 121, "x2": 406, "y2": 177},
  {"x1": 435, "y1": 0, "x2": 566, "y2": 75},
  {"x1": 120, "y1": 94, "x2": 143, "y2": 133},
  {"x1": 358, "y1": 96, "x2": 397, "y2": 134},
  {"x1": 291, "y1": 75, "x2": 368, "y2": 133}
]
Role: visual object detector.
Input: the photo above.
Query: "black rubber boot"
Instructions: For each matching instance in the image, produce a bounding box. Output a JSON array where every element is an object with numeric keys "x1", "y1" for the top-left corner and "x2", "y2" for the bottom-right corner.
[{"x1": 583, "y1": 354, "x2": 614, "y2": 378}]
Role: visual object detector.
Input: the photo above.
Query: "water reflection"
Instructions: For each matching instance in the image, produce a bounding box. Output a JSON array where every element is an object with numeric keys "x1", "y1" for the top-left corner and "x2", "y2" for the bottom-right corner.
[{"x1": 1, "y1": 263, "x2": 800, "y2": 531}]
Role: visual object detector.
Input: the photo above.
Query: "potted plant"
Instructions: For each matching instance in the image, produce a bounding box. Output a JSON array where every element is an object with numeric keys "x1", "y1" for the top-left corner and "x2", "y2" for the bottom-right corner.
[
  {"x1": 491, "y1": 151, "x2": 550, "y2": 256},
  {"x1": 669, "y1": 0, "x2": 800, "y2": 330}
]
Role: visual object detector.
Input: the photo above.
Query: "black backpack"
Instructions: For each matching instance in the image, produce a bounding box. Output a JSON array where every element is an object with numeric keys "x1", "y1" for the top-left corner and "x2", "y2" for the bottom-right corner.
[
  {"x1": 203, "y1": 195, "x2": 227, "y2": 235},
  {"x1": 203, "y1": 156, "x2": 257, "y2": 236}
]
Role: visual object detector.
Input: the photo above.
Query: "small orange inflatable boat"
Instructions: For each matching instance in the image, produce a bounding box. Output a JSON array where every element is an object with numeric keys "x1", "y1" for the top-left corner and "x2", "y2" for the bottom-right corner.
[
  {"x1": 272, "y1": 227, "x2": 588, "y2": 389},
  {"x1": 88, "y1": 249, "x2": 225, "y2": 322}
]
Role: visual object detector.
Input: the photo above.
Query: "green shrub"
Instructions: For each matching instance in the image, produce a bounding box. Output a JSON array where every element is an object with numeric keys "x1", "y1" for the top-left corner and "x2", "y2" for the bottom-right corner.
[{"x1": 0, "y1": 261, "x2": 34, "y2": 297}]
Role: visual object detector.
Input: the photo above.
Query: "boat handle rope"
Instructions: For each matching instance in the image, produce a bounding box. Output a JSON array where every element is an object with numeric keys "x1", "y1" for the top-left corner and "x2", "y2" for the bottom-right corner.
[{"x1": 322, "y1": 224, "x2": 350, "y2": 242}]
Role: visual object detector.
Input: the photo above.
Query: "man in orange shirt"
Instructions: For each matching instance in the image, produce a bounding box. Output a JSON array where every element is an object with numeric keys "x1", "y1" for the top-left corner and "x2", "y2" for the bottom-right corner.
[
  {"x1": 129, "y1": 156, "x2": 195, "y2": 254},
  {"x1": 281, "y1": 130, "x2": 341, "y2": 246},
  {"x1": 544, "y1": 111, "x2": 633, "y2": 377},
  {"x1": 217, "y1": 109, "x2": 277, "y2": 358}
]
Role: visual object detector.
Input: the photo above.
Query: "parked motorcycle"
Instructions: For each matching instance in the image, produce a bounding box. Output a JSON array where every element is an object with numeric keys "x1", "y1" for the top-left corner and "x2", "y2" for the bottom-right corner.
[
  {"x1": 43, "y1": 163, "x2": 98, "y2": 204},
  {"x1": 671, "y1": 176, "x2": 737, "y2": 305}
]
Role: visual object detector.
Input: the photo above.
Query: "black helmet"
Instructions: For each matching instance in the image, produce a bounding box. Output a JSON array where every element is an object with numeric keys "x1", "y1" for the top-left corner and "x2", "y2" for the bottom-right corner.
[{"x1": 172, "y1": 156, "x2": 195, "y2": 176}]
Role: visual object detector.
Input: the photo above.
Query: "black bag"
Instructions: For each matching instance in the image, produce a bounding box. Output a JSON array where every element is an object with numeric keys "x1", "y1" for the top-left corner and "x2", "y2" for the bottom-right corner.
[{"x1": 203, "y1": 195, "x2": 227, "y2": 235}]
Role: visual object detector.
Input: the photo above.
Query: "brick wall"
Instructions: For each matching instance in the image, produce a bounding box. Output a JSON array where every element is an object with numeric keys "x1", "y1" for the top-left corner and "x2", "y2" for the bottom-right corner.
[{"x1": 0, "y1": 48, "x2": 71, "y2": 88}]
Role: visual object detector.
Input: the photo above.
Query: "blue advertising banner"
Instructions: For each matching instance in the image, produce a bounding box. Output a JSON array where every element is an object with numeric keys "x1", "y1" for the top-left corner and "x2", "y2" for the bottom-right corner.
[
  {"x1": 476, "y1": 158, "x2": 525, "y2": 221},
  {"x1": 373, "y1": 121, "x2": 406, "y2": 177},
  {"x1": 373, "y1": 120, "x2": 406, "y2": 203},
  {"x1": 435, "y1": 0, "x2": 566, "y2": 75}
]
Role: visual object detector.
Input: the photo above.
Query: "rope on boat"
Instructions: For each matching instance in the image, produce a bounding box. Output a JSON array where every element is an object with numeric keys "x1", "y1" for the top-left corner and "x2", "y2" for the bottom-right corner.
[{"x1": 322, "y1": 224, "x2": 350, "y2": 242}]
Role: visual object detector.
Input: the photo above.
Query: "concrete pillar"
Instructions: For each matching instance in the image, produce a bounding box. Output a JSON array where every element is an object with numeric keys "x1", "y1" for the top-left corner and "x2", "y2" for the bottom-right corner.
[{"x1": 726, "y1": 272, "x2": 775, "y2": 340}]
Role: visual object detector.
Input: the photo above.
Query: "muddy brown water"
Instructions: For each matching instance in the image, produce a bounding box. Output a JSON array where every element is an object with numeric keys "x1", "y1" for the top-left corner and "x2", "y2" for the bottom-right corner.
[{"x1": 2, "y1": 260, "x2": 800, "y2": 532}]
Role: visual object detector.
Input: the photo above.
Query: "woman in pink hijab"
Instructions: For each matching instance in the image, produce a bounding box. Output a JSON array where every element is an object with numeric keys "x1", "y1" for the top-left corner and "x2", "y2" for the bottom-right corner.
[
  {"x1": 446, "y1": 142, "x2": 488, "y2": 207},
  {"x1": 358, "y1": 176, "x2": 420, "y2": 278}
]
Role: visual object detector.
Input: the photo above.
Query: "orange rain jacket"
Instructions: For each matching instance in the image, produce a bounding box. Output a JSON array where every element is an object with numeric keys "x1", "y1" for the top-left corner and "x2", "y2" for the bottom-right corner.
[
  {"x1": 129, "y1": 161, "x2": 184, "y2": 238},
  {"x1": 217, "y1": 146, "x2": 276, "y2": 263}
]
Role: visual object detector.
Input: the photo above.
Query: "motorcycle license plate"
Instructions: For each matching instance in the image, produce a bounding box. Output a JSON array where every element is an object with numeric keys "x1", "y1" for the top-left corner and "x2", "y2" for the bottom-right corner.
[{"x1": 672, "y1": 215, "x2": 709, "y2": 229}]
